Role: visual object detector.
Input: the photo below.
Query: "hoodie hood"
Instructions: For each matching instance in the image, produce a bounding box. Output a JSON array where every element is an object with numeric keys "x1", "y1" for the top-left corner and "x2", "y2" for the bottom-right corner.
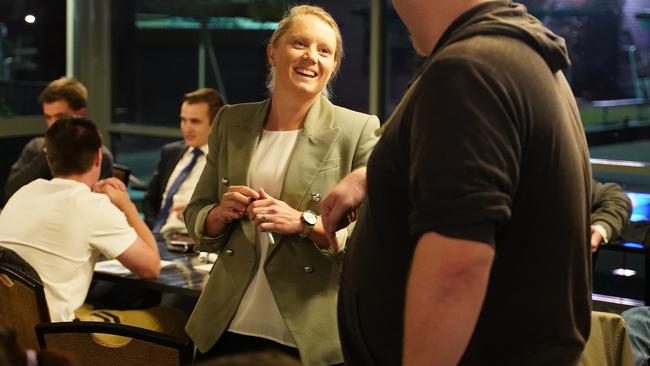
[{"x1": 434, "y1": 0, "x2": 570, "y2": 72}]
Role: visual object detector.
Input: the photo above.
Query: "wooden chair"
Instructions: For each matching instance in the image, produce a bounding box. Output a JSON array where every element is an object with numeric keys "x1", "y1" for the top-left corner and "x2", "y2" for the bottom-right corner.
[
  {"x1": 0, "y1": 246, "x2": 50, "y2": 350},
  {"x1": 36, "y1": 321, "x2": 193, "y2": 366}
]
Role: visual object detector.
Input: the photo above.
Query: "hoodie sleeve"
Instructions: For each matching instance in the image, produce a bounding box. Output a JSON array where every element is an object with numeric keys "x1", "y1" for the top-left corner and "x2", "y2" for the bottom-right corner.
[{"x1": 407, "y1": 56, "x2": 519, "y2": 246}]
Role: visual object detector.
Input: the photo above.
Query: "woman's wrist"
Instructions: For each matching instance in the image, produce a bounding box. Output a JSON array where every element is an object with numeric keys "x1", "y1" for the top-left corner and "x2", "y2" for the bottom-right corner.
[
  {"x1": 205, "y1": 205, "x2": 231, "y2": 237},
  {"x1": 306, "y1": 217, "x2": 333, "y2": 249}
]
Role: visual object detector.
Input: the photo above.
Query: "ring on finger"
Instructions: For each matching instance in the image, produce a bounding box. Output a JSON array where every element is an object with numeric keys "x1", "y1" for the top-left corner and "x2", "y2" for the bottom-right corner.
[{"x1": 262, "y1": 214, "x2": 267, "y2": 222}]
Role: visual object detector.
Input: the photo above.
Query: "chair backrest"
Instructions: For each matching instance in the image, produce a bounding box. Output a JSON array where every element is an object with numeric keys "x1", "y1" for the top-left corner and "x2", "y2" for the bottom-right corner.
[
  {"x1": 36, "y1": 321, "x2": 193, "y2": 366},
  {"x1": 0, "y1": 246, "x2": 50, "y2": 351},
  {"x1": 112, "y1": 163, "x2": 132, "y2": 186},
  {"x1": 581, "y1": 311, "x2": 635, "y2": 366}
]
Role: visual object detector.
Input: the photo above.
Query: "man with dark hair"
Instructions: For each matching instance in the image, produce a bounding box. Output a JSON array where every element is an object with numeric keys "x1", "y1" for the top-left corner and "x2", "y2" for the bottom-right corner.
[
  {"x1": 142, "y1": 88, "x2": 224, "y2": 233},
  {"x1": 0, "y1": 118, "x2": 183, "y2": 336},
  {"x1": 323, "y1": 0, "x2": 592, "y2": 364},
  {"x1": 44, "y1": 116, "x2": 103, "y2": 177},
  {"x1": 4, "y1": 77, "x2": 114, "y2": 203}
]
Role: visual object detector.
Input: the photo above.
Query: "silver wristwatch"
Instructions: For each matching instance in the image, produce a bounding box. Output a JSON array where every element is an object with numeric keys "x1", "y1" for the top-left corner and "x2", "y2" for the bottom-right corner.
[{"x1": 299, "y1": 210, "x2": 317, "y2": 238}]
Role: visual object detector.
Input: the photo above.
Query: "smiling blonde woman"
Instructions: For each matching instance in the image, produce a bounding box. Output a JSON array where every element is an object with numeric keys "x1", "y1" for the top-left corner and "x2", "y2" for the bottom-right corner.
[{"x1": 184, "y1": 5, "x2": 379, "y2": 365}]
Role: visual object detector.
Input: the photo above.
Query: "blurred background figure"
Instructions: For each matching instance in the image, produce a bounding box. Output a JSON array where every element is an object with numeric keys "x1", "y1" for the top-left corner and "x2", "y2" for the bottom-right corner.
[
  {"x1": 0, "y1": 326, "x2": 79, "y2": 366},
  {"x1": 142, "y1": 87, "x2": 224, "y2": 235},
  {"x1": 4, "y1": 77, "x2": 114, "y2": 204},
  {"x1": 591, "y1": 179, "x2": 632, "y2": 253}
]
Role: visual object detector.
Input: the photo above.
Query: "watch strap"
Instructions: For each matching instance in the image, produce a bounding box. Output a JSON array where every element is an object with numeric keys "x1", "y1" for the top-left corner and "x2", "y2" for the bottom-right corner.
[
  {"x1": 299, "y1": 211, "x2": 317, "y2": 238},
  {"x1": 299, "y1": 222, "x2": 314, "y2": 238}
]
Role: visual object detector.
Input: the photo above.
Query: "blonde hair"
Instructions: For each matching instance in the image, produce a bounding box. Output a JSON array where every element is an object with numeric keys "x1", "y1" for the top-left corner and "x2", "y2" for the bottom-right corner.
[{"x1": 266, "y1": 5, "x2": 343, "y2": 98}]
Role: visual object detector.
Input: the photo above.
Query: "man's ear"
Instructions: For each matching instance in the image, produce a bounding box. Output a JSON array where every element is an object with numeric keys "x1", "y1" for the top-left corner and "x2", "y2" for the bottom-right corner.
[
  {"x1": 267, "y1": 45, "x2": 275, "y2": 66},
  {"x1": 95, "y1": 148, "x2": 102, "y2": 167},
  {"x1": 44, "y1": 147, "x2": 53, "y2": 171}
]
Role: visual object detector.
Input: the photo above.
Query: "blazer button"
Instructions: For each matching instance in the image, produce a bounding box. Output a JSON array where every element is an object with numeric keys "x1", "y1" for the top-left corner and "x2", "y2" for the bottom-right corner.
[
  {"x1": 221, "y1": 177, "x2": 230, "y2": 185},
  {"x1": 303, "y1": 266, "x2": 314, "y2": 274},
  {"x1": 311, "y1": 193, "x2": 321, "y2": 202},
  {"x1": 225, "y1": 249, "x2": 234, "y2": 256}
]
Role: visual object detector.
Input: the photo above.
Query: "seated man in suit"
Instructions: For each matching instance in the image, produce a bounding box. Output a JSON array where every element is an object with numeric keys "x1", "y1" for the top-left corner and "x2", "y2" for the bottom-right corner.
[
  {"x1": 4, "y1": 77, "x2": 114, "y2": 204},
  {"x1": 0, "y1": 118, "x2": 184, "y2": 337},
  {"x1": 142, "y1": 88, "x2": 224, "y2": 234}
]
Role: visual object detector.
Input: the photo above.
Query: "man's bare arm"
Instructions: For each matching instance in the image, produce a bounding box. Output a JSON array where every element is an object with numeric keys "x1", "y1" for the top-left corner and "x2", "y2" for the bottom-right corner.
[
  {"x1": 96, "y1": 180, "x2": 160, "y2": 278},
  {"x1": 403, "y1": 232, "x2": 494, "y2": 365}
]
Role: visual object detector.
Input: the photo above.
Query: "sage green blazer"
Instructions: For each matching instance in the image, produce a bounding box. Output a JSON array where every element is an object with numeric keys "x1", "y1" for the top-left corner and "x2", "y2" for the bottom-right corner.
[{"x1": 184, "y1": 95, "x2": 379, "y2": 365}]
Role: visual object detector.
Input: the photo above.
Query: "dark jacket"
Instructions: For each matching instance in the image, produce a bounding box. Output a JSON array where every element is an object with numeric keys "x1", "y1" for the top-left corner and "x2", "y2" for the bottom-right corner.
[
  {"x1": 4, "y1": 137, "x2": 113, "y2": 204},
  {"x1": 592, "y1": 179, "x2": 632, "y2": 241},
  {"x1": 141, "y1": 140, "x2": 188, "y2": 228}
]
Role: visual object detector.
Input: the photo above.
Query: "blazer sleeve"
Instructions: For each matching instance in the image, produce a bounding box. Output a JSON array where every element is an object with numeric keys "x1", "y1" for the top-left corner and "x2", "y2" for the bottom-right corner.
[
  {"x1": 184, "y1": 106, "x2": 231, "y2": 252},
  {"x1": 591, "y1": 179, "x2": 632, "y2": 241},
  {"x1": 351, "y1": 115, "x2": 380, "y2": 170},
  {"x1": 316, "y1": 113, "x2": 380, "y2": 260}
]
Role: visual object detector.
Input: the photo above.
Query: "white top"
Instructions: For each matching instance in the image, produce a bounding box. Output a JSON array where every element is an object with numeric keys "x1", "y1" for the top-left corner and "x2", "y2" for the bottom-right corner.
[
  {"x1": 160, "y1": 144, "x2": 209, "y2": 234},
  {"x1": 228, "y1": 129, "x2": 300, "y2": 347},
  {"x1": 0, "y1": 178, "x2": 136, "y2": 322}
]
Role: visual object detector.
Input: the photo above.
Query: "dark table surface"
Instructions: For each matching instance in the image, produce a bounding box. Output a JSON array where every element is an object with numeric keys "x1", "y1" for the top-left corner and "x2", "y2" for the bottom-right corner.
[{"x1": 93, "y1": 238, "x2": 211, "y2": 298}]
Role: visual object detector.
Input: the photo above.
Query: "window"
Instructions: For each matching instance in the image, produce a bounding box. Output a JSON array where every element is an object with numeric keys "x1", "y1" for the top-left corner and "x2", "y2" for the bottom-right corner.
[{"x1": 0, "y1": 0, "x2": 66, "y2": 117}]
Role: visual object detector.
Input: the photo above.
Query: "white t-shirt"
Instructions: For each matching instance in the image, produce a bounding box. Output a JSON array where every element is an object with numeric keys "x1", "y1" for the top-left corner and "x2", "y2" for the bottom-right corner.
[
  {"x1": 228, "y1": 129, "x2": 300, "y2": 347},
  {"x1": 0, "y1": 178, "x2": 136, "y2": 322},
  {"x1": 160, "y1": 144, "x2": 208, "y2": 234}
]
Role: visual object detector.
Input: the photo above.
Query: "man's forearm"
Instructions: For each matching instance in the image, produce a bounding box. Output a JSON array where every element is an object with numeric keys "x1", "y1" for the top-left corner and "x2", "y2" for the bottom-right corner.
[
  {"x1": 320, "y1": 166, "x2": 367, "y2": 239},
  {"x1": 120, "y1": 201, "x2": 157, "y2": 251},
  {"x1": 349, "y1": 167, "x2": 367, "y2": 194},
  {"x1": 403, "y1": 232, "x2": 494, "y2": 366}
]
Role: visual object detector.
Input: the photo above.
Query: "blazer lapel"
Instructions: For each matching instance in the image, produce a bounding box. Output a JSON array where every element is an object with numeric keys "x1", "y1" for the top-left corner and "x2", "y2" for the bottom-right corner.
[
  {"x1": 280, "y1": 95, "x2": 340, "y2": 210},
  {"x1": 162, "y1": 143, "x2": 189, "y2": 189},
  {"x1": 267, "y1": 96, "x2": 339, "y2": 257},
  {"x1": 227, "y1": 100, "x2": 269, "y2": 244}
]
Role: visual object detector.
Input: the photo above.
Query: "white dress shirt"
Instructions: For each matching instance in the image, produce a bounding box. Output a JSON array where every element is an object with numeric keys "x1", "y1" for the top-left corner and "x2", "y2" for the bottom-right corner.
[{"x1": 160, "y1": 144, "x2": 209, "y2": 234}]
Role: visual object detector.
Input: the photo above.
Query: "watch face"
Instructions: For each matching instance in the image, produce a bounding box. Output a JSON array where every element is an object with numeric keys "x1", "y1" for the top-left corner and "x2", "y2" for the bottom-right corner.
[{"x1": 303, "y1": 211, "x2": 317, "y2": 226}]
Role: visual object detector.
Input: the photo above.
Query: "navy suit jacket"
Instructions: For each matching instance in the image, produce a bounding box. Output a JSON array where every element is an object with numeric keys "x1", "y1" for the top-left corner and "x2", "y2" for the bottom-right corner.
[{"x1": 142, "y1": 140, "x2": 188, "y2": 228}]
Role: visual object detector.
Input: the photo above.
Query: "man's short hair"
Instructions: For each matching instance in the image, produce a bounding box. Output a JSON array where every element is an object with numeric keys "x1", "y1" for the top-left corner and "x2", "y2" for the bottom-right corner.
[
  {"x1": 45, "y1": 117, "x2": 102, "y2": 177},
  {"x1": 182, "y1": 88, "x2": 224, "y2": 122},
  {"x1": 38, "y1": 77, "x2": 88, "y2": 110}
]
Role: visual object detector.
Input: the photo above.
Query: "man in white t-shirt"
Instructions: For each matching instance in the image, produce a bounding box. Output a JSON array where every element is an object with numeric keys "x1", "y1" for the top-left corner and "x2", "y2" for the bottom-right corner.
[{"x1": 0, "y1": 118, "x2": 182, "y2": 335}]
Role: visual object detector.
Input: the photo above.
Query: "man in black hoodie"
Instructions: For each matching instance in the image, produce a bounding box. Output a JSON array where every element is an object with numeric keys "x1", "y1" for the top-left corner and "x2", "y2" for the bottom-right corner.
[{"x1": 323, "y1": 0, "x2": 592, "y2": 364}]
